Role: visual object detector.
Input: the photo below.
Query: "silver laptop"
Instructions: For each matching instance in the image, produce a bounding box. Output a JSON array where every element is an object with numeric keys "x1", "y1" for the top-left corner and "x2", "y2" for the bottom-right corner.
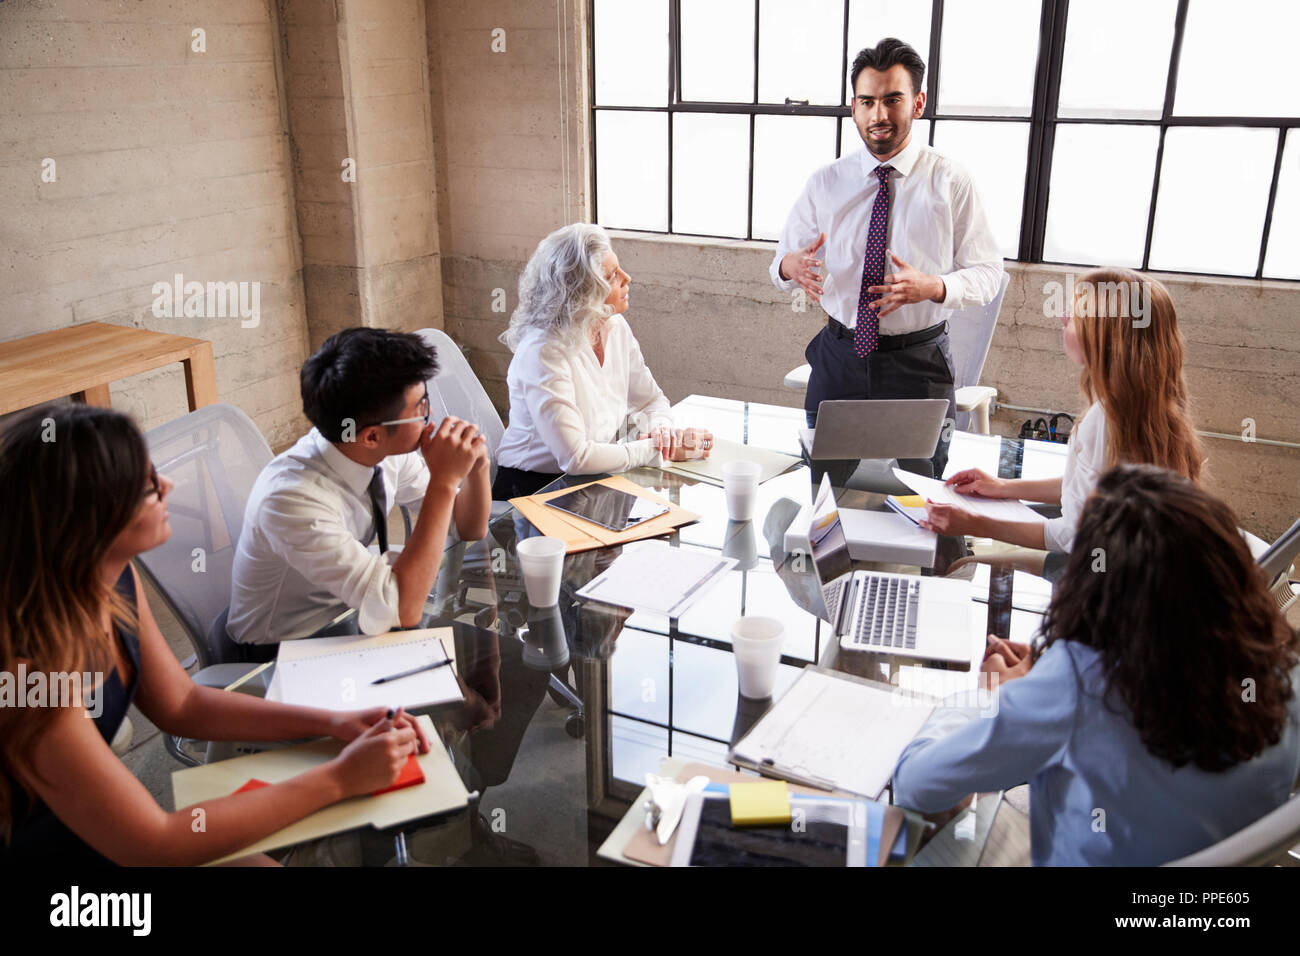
[
  {"x1": 799, "y1": 399, "x2": 949, "y2": 461},
  {"x1": 808, "y1": 475, "x2": 973, "y2": 664}
]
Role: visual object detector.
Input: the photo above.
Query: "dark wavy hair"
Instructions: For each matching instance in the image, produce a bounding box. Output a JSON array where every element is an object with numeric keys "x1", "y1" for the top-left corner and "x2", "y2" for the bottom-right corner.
[
  {"x1": 850, "y1": 37, "x2": 926, "y2": 96},
  {"x1": 0, "y1": 404, "x2": 151, "y2": 840},
  {"x1": 1040, "y1": 464, "x2": 1297, "y2": 772},
  {"x1": 301, "y1": 327, "x2": 439, "y2": 442}
]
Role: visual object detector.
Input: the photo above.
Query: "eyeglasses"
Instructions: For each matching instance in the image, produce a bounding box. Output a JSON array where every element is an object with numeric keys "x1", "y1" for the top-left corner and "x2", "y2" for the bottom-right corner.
[
  {"x1": 365, "y1": 386, "x2": 432, "y2": 429},
  {"x1": 142, "y1": 464, "x2": 163, "y2": 502}
]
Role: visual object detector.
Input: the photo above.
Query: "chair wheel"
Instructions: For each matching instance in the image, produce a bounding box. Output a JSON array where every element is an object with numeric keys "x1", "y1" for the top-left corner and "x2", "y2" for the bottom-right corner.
[{"x1": 565, "y1": 714, "x2": 584, "y2": 739}]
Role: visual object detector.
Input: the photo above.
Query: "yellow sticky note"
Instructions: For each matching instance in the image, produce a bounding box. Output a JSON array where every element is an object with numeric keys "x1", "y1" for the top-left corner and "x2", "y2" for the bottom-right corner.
[
  {"x1": 729, "y1": 781, "x2": 792, "y2": 827},
  {"x1": 890, "y1": 495, "x2": 926, "y2": 508}
]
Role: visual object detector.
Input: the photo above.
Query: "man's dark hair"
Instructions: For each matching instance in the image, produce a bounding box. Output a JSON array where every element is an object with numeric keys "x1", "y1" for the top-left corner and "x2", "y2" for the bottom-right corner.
[
  {"x1": 850, "y1": 37, "x2": 926, "y2": 97},
  {"x1": 301, "y1": 327, "x2": 438, "y2": 442}
]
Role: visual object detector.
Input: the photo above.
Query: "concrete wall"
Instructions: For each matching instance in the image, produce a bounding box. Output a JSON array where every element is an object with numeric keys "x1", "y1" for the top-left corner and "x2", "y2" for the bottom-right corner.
[
  {"x1": 0, "y1": 0, "x2": 312, "y2": 449},
  {"x1": 279, "y1": 0, "x2": 444, "y2": 349},
  {"x1": 428, "y1": 0, "x2": 587, "y2": 406}
]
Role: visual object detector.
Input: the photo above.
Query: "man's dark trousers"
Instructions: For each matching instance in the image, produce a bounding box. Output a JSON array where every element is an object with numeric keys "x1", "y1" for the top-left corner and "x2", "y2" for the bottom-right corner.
[{"x1": 804, "y1": 319, "x2": 956, "y2": 481}]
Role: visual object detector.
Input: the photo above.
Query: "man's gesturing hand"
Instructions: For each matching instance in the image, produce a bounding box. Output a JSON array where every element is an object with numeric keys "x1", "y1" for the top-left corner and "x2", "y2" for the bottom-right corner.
[
  {"x1": 867, "y1": 250, "x2": 946, "y2": 317},
  {"x1": 779, "y1": 232, "x2": 826, "y2": 303}
]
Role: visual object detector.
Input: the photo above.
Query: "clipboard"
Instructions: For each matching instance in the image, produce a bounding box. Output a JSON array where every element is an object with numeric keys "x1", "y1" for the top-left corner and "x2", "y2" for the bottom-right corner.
[
  {"x1": 171, "y1": 714, "x2": 469, "y2": 865},
  {"x1": 510, "y1": 474, "x2": 699, "y2": 554},
  {"x1": 727, "y1": 668, "x2": 935, "y2": 800}
]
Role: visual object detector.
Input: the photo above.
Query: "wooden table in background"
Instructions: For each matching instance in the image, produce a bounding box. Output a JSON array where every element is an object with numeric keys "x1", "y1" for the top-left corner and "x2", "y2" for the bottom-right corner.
[{"x1": 0, "y1": 322, "x2": 217, "y2": 415}]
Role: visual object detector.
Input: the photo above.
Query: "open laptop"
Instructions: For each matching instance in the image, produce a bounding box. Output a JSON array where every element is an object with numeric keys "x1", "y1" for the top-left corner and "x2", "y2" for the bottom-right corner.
[
  {"x1": 807, "y1": 474, "x2": 973, "y2": 663},
  {"x1": 799, "y1": 399, "x2": 949, "y2": 461}
]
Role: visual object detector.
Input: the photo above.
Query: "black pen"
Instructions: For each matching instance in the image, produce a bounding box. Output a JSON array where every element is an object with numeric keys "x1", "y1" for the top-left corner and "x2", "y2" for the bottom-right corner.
[{"x1": 371, "y1": 657, "x2": 453, "y2": 685}]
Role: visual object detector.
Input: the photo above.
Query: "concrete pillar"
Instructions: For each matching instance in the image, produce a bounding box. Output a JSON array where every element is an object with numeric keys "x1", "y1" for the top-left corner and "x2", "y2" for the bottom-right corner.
[{"x1": 278, "y1": 0, "x2": 444, "y2": 349}]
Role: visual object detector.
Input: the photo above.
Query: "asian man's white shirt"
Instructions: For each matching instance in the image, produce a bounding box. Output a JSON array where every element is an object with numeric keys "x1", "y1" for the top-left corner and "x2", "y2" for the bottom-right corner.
[{"x1": 227, "y1": 428, "x2": 443, "y2": 644}]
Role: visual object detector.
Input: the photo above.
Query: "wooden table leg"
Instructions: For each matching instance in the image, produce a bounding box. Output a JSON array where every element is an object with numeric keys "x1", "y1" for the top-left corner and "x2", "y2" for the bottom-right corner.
[
  {"x1": 73, "y1": 383, "x2": 113, "y2": 406},
  {"x1": 183, "y1": 342, "x2": 218, "y2": 410}
]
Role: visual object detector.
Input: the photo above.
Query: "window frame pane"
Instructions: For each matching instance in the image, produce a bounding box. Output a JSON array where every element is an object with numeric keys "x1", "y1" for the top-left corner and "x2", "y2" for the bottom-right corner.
[{"x1": 586, "y1": 0, "x2": 1297, "y2": 282}]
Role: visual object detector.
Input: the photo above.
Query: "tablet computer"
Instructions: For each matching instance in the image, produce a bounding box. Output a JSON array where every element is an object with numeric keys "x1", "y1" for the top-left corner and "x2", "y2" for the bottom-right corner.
[{"x1": 543, "y1": 484, "x2": 668, "y2": 531}]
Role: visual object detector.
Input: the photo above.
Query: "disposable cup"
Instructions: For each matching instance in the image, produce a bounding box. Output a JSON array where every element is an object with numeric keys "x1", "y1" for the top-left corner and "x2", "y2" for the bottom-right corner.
[
  {"x1": 731, "y1": 616, "x2": 785, "y2": 699},
  {"x1": 723, "y1": 460, "x2": 761, "y2": 522},
  {"x1": 515, "y1": 536, "x2": 566, "y2": 607}
]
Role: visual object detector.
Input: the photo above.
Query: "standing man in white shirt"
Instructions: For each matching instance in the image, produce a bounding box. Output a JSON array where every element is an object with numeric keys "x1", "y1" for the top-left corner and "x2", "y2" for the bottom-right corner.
[
  {"x1": 770, "y1": 38, "x2": 1003, "y2": 476},
  {"x1": 227, "y1": 328, "x2": 492, "y2": 656}
]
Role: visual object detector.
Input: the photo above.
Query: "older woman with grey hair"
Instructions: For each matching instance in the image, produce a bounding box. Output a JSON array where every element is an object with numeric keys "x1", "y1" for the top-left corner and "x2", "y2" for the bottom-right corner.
[{"x1": 493, "y1": 223, "x2": 712, "y2": 499}]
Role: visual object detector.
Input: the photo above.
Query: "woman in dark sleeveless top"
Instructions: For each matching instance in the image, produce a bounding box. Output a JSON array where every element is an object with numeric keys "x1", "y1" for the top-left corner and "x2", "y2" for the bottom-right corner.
[
  {"x1": 0, "y1": 404, "x2": 431, "y2": 866},
  {"x1": 3, "y1": 568, "x2": 141, "y2": 867}
]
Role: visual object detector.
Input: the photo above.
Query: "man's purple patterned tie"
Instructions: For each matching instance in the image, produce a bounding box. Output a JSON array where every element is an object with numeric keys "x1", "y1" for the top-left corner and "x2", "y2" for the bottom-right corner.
[{"x1": 854, "y1": 164, "x2": 894, "y2": 357}]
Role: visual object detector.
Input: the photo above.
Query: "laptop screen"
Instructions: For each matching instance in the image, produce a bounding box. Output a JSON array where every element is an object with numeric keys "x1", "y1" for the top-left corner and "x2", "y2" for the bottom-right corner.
[{"x1": 808, "y1": 475, "x2": 852, "y2": 620}]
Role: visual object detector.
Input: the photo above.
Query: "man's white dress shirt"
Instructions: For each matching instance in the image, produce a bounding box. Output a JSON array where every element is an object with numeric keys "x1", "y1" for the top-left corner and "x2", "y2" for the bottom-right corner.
[
  {"x1": 496, "y1": 314, "x2": 673, "y2": 475},
  {"x1": 227, "y1": 429, "x2": 434, "y2": 644},
  {"x1": 770, "y1": 135, "x2": 1004, "y2": 334}
]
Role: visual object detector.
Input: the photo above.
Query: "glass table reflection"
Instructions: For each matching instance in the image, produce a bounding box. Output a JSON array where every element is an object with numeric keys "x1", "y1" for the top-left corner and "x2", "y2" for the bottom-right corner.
[{"x1": 373, "y1": 396, "x2": 1065, "y2": 866}]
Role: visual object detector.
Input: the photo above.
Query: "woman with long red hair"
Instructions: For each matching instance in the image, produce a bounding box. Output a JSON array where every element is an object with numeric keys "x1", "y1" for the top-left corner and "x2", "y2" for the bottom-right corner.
[{"x1": 922, "y1": 268, "x2": 1204, "y2": 551}]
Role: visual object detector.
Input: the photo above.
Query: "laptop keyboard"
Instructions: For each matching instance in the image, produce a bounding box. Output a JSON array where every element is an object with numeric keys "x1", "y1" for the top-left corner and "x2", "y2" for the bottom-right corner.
[
  {"x1": 825, "y1": 581, "x2": 843, "y2": 625},
  {"x1": 851, "y1": 576, "x2": 921, "y2": 651}
]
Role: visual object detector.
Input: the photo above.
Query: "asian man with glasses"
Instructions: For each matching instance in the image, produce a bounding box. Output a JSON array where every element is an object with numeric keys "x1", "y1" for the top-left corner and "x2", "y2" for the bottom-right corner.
[{"x1": 226, "y1": 328, "x2": 492, "y2": 656}]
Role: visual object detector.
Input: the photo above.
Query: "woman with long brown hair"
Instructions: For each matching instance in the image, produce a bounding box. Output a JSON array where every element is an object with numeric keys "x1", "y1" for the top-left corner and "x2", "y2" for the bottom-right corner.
[
  {"x1": 0, "y1": 403, "x2": 430, "y2": 866},
  {"x1": 894, "y1": 464, "x2": 1300, "y2": 865},
  {"x1": 922, "y1": 268, "x2": 1204, "y2": 550}
]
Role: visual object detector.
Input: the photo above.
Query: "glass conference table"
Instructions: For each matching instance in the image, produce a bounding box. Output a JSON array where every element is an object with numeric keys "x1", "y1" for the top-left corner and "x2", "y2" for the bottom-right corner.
[{"x1": 329, "y1": 396, "x2": 1065, "y2": 866}]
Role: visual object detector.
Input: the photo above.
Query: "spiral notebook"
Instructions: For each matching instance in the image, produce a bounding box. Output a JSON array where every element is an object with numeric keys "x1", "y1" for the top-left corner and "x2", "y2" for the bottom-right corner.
[{"x1": 270, "y1": 627, "x2": 462, "y2": 713}]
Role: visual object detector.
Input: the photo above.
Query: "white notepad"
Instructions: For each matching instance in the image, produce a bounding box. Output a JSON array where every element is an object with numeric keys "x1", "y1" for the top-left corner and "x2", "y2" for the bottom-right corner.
[
  {"x1": 576, "y1": 542, "x2": 736, "y2": 616},
  {"x1": 729, "y1": 668, "x2": 934, "y2": 800},
  {"x1": 891, "y1": 467, "x2": 1044, "y2": 524},
  {"x1": 272, "y1": 627, "x2": 463, "y2": 713},
  {"x1": 659, "y1": 437, "x2": 800, "y2": 486}
]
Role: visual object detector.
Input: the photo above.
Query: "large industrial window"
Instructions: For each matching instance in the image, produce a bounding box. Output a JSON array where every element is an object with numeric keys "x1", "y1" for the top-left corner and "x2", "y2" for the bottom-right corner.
[{"x1": 590, "y1": 0, "x2": 1298, "y2": 280}]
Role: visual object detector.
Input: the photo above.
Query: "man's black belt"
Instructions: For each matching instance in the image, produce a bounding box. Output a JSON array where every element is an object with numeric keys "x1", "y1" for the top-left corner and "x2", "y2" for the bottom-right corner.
[{"x1": 827, "y1": 319, "x2": 947, "y2": 350}]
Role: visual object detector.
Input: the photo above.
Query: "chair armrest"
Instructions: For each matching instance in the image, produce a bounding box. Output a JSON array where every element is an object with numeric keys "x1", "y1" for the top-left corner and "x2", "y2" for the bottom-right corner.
[
  {"x1": 783, "y1": 364, "x2": 812, "y2": 390},
  {"x1": 954, "y1": 385, "x2": 997, "y2": 412},
  {"x1": 946, "y1": 548, "x2": 1049, "y2": 579},
  {"x1": 193, "y1": 663, "x2": 269, "y2": 696}
]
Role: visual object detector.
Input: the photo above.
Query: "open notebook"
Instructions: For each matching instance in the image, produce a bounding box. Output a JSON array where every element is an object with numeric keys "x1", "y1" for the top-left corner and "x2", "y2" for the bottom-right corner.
[
  {"x1": 172, "y1": 714, "x2": 470, "y2": 864},
  {"x1": 267, "y1": 627, "x2": 463, "y2": 712}
]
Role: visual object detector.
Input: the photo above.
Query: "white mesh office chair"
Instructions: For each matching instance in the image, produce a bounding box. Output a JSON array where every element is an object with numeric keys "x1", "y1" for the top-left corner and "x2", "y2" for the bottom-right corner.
[
  {"x1": 782, "y1": 272, "x2": 1010, "y2": 435},
  {"x1": 136, "y1": 403, "x2": 274, "y2": 766},
  {"x1": 414, "y1": 327, "x2": 505, "y2": 487}
]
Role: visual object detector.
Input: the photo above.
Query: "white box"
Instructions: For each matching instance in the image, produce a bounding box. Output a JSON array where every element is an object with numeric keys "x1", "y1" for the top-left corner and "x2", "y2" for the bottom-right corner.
[{"x1": 784, "y1": 504, "x2": 938, "y2": 568}]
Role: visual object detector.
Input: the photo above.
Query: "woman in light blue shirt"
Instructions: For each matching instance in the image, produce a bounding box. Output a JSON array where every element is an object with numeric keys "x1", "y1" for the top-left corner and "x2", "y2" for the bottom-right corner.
[{"x1": 893, "y1": 464, "x2": 1300, "y2": 866}]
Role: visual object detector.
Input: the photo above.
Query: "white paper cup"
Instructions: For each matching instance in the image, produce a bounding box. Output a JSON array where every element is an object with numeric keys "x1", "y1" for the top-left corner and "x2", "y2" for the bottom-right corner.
[
  {"x1": 515, "y1": 536, "x2": 566, "y2": 607},
  {"x1": 723, "y1": 460, "x2": 761, "y2": 522},
  {"x1": 731, "y1": 616, "x2": 785, "y2": 699}
]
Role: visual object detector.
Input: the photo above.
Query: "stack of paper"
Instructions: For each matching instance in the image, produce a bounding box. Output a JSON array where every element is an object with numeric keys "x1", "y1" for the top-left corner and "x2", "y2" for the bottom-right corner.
[{"x1": 891, "y1": 467, "x2": 1044, "y2": 524}]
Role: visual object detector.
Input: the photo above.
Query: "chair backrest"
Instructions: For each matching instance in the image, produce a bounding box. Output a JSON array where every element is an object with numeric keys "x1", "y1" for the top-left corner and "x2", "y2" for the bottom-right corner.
[
  {"x1": 414, "y1": 327, "x2": 505, "y2": 483},
  {"x1": 1259, "y1": 515, "x2": 1300, "y2": 590},
  {"x1": 1165, "y1": 792, "x2": 1300, "y2": 866},
  {"x1": 947, "y1": 271, "x2": 1010, "y2": 423},
  {"x1": 135, "y1": 403, "x2": 273, "y2": 668}
]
